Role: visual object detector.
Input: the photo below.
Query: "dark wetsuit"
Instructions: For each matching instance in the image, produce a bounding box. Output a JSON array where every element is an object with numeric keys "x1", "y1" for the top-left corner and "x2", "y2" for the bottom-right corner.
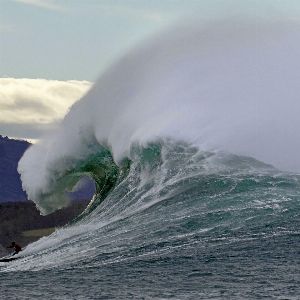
[{"x1": 8, "y1": 243, "x2": 22, "y2": 255}]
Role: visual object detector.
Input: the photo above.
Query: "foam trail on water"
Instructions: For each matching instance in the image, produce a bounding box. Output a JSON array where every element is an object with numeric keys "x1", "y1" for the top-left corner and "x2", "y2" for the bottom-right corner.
[{"x1": 19, "y1": 17, "x2": 300, "y2": 214}]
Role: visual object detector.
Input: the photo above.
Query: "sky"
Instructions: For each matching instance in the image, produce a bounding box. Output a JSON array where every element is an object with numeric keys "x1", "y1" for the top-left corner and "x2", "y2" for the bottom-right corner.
[
  {"x1": 1, "y1": 0, "x2": 300, "y2": 141},
  {"x1": 1, "y1": 0, "x2": 226, "y2": 81}
]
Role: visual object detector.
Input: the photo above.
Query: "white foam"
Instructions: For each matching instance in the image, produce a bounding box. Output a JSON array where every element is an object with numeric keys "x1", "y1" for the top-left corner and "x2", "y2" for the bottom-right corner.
[{"x1": 18, "y1": 16, "x2": 300, "y2": 214}]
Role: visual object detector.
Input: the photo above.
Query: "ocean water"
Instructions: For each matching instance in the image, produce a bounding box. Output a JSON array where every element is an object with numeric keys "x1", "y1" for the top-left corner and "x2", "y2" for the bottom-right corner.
[
  {"x1": 1, "y1": 17, "x2": 300, "y2": 299},
  {"x1": 1, "y1": 141, "x2": 300, "y2": 299}
]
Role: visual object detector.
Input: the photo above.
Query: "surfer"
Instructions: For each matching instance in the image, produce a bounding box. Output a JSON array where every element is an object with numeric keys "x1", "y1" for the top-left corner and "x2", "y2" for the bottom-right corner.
[{"x1": 7, "y1": 242, "x2": 22, "y2": 256}]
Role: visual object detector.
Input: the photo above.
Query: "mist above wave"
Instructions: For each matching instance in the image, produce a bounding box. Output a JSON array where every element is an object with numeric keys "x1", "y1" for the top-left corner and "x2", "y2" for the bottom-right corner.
[{"x1": 19, "y1": 16, "x2": 300, "y2": 213}]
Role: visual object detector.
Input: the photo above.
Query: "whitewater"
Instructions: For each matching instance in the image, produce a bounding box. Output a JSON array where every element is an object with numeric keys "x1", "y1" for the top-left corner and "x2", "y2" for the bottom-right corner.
[{"x1": 1, "y1": 17, "x2": 300, "y2": 299}]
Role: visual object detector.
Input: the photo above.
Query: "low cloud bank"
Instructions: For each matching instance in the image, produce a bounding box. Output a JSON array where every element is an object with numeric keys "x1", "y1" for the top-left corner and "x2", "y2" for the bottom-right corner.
[{"x1": 0, "y1": 78, "x2": 92, "y2": 139}]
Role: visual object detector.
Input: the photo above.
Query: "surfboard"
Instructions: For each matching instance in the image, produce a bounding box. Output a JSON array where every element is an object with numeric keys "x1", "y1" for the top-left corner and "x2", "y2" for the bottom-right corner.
[{"x1": 0, "y1": 256, "x2": 20, "y2": 262}]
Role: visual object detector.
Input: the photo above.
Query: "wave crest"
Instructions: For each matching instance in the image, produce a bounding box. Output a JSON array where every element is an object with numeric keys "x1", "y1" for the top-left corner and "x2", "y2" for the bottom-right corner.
[{"x1": 19, "y1": 17, "x2": 300, "y2": 214}]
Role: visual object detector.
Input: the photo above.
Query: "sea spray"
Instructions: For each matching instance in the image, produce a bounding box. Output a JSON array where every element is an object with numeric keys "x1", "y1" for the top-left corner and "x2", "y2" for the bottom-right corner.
[{"x1": 19, "y1": 18, "x2": 300, "y2": 215}]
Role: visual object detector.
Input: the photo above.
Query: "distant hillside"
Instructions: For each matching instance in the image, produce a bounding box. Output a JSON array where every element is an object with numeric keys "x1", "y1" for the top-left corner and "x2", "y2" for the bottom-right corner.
[
  {"x1": 0, "y1": 135, "x2": 95, "y2": 254},
  {"x1": 0, "y1": 135, "x2": 31, "y2": 203}
]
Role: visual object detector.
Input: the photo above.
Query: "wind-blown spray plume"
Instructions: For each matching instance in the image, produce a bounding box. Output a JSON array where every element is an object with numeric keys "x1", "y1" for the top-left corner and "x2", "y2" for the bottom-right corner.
[{"x1": 18, "y1": 18, "x2": 300, "y2": 214}]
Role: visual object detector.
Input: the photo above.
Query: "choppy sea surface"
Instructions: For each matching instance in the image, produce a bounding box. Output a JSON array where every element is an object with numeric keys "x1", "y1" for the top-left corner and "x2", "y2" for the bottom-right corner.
[{"x1": 1, "y1": 141, "x2": 300, "y2": 299}]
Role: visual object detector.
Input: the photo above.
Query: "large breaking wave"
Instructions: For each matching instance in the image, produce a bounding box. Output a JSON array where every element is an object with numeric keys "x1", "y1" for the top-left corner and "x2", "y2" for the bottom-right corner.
[
  {"x1": 5, "y1": 139, "x2": 300, "y2": 278},
  {"x1": 18, "y1": 18, "x2": 300, "y2": 215}
]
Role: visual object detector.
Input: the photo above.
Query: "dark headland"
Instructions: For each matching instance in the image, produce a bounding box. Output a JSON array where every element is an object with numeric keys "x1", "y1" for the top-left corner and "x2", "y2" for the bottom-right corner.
[{"x1": 0, "y1": 135, "x2": 92, "y2": 256}]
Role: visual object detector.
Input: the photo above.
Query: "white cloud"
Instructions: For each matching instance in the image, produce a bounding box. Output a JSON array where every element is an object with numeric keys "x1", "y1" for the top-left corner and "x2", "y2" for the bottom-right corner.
[
  {"x1": 0, "y1": 78, "x2": 92, "y2": 139},
  {"x1": 13, "y1": 0, "x2": 64, "y2": 11}
]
